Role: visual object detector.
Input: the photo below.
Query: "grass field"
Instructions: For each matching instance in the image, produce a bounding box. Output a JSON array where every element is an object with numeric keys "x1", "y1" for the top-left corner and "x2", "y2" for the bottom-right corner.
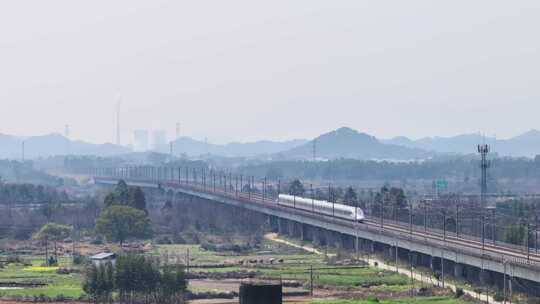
[
  {"x1": 309, "y1": 297, "x2": 471, "y2": 304},
  {"x1": 155, "y1": 243, "x2": 419, "y2": 292},
  {"x1": 0, "y1": 240, "x2": 463, "y2": 302},
  {"x1": 0, "y1": 256, "x2": 83, "y2": 300}
]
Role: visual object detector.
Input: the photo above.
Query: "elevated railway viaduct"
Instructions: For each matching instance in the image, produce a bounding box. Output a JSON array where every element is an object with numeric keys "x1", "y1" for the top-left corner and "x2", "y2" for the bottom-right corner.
[{"x1": 91, "y1": 168, "x2": 540, "y2": 294}]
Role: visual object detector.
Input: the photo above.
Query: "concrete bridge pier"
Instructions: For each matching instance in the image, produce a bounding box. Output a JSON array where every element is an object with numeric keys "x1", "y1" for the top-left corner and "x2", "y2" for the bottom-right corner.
[
  {"x1": 385, "y1": 245, "x2": 396, "y2": 261},
  {"x1": 340, "y1": 234, "x2": 355, "y2": 250},
  {"x1": 410, "y1": 251, "x2": 419, "y2": 267},
  {"x1": 325, "y1": 230, "x2": 342, "y2": 249},
  {"x1": 480, "y1": 269, "x2": 493, "y2": 286},
  {"x1": 454, "y1": 263, "x2": 464, "y2": 279},
  {"x1": 277, "y1": 218, "x2": 286, "y2": 235},
  {"x1": 284, "y1": 221, "x2": 303, "y2": 240},
  {"x1": 417, "y1": 253, "x2": 432, "y2": 268},
  {"x1": 301, "y1": 224, "x2": 312, "y2": 242},
  {"x1": 268, "y1": 216, "x2": 279, "y2": 233},
  {"x1": 312, "y1": 227, "x2": 327, "y2": 247}
]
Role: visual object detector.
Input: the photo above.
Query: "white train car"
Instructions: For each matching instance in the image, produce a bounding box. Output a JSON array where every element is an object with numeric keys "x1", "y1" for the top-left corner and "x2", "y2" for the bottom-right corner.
[{"x1": 277, "y1": 194, "x2": 364, "y2": 222}]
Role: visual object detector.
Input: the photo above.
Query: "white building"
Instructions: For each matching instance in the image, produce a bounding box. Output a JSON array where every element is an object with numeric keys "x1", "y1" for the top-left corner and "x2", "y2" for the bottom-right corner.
[
  {"x1": 90, "y1": 252, "x2": 117, "y2": 267},
  {"x1": 152, "y1": 130, "x2": 167, "y2": 151},
  {"x1": 133, "y1": 130, "x2": 149, "y2": 152}
]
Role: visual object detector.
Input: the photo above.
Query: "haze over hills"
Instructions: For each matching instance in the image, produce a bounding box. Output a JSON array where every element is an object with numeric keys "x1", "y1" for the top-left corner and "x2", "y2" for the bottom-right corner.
[
  {"x1": 2, "y1": 128, "x2": 540, "y2": 160},
  {"x1": 169, "y1": 137, "x2": 308, "y2": 158},
  {"x1": 0, "y1": 133, "x2": 129, "y2": 159},
  {"x1": 383, "y1": 129, "x2": 540, "y2": 157},
  {"x1": 279, "y1": 127, "x2": 430, "y2": 161}
]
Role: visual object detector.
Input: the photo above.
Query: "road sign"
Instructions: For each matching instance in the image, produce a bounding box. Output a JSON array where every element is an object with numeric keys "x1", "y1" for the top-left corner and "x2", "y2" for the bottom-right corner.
[{"x1": 436, "y1": 180, "x2": 448, "y2": 191}]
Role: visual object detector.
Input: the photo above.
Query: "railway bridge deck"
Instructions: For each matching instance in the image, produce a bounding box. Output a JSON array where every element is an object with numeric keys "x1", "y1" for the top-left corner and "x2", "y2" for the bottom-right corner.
[{"x1": 93, "y1": 176, "x2": 540, "y2": 288}]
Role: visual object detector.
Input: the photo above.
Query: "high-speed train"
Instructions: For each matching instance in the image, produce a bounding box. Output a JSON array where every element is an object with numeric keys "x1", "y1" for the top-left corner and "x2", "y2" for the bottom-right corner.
[{"x1": 277, "y1": 194, "x2": 364, "y2": 222}]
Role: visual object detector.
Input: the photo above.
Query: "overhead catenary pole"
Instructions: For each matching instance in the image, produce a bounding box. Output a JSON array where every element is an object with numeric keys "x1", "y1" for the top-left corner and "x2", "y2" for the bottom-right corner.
[
  {"x1": 311, "y1": 184, "x2": 314, "y2": 212},
  {"x1": 527, "y1": 221, "x2": 530, "y2": 261},
  {"x1": 492, "y1": 208, "x2": 496, "y2": 245},
  {"x1": 424, "y1": 200, "x2": 428, "y2": 232},
  {"x1": 263, "y1": 177, "x2": 266, "y2": 202},
  {"x1": 456, "y1": 203, "x2": 460, "y2": 237},
  {"x1": 503, "y1": 257, "x2": 507, "y2": 304},
  {"x1": 534, "y1": 211, "x2": 538, "y2": 253},
  {"x1": 443, "y1": 210, "x2": 447, "y2": 242}
]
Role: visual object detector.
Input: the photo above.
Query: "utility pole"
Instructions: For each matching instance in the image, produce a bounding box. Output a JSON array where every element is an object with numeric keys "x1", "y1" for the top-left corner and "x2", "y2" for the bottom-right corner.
[
  {"x1": 441, "y1": 250, "x2": 445, "y2": 288},
  {"x1": 503, "y1": 257, "x2": 507, "y2": 304},
  {"x1": 395, "y1": 239, "x2": 399, "y2": 273},
  {"x1": 186, "y1": 248, "x2": 190, "y2": 274},
  {"x1": 310, "y1": 265, "x2": 314, "y2": 296},
  {"x1": 410, "y1": 251, "x2": 414, "y2": 297}
]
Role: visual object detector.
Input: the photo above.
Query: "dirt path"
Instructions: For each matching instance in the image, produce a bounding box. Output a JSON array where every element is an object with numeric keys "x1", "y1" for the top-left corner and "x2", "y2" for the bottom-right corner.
[{"x1": 265, "y1": 233, "x2": 501, "y2": 304}]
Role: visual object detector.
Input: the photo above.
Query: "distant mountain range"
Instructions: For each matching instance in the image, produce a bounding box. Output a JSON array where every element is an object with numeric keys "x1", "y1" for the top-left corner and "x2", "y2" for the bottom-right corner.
[
  {"x1": 383, "y1": 129, "x2": 540, "y2": 157},
  {"x1": 2, "y1": 128, "x2": 540, "y2": 160},
  {"x1": 170, "y1": 137, "x2": 308, "y2": 158},
  {"x1": 0, "y1": 133, "x2": 129, "y2": 159},
  {"x1": 278, "y1": 127, "x2": 430, "y2": 161}
]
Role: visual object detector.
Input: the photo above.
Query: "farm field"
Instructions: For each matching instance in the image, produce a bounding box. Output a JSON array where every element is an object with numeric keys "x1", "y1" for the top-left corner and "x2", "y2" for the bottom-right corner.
[{"x1": 0, "y1": 235, "x2": 478, "y2": 303}]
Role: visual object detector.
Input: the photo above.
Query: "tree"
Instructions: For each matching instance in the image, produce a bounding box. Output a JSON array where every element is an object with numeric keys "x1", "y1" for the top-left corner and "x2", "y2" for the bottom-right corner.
[
  {"x1": 104, "y1": 180, "x2": 129, "y2": 208},
  {"x1": 104, "y1": 181, "x2": 147, "y2": 213},
  {"x1": 343, "y1": 187, "x2": 358, "y2": 206},
  {"x1": 85, "y1": 254, "x2": 187, "y2": 304},
  {"x1": 34, "y1": 223, "x2": 72, "y2": 265},
  {"x1": 83, "y1": 262, "x2": 114, "y2": 304},
  {"x1": 288, "y1": 179, "x2": 305, "y2": 196},
  {"x1": 96, "y1": 206, "x2": 152, "y2": 245},
  {"x1": 128, "y1": 187, "x2": 147, "y2": 212},
  {"x1": 158, "y1": 265, "x2": 188, "y2": 304},
  {"x1": 504, "y1": 224, "x2": 526, "y2": 245}
]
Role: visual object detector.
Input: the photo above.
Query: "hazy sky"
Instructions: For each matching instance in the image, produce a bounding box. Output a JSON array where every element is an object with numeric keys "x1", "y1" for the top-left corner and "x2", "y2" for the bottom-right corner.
[{"x1": 1, "y1": 1, "x2": 539, "y2": 144}]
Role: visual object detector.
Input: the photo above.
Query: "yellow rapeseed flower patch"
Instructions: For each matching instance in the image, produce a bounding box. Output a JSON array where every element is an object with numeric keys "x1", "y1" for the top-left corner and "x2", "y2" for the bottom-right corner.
[{"x1": 23, "y1": 266, "x2": 59, "y2": 272}]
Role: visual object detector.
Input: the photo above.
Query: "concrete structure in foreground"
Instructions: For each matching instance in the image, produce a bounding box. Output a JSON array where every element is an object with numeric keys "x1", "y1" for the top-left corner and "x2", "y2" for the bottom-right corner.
[{"x1": 95, "y1": 177, "x2": 540, "y2": 290}]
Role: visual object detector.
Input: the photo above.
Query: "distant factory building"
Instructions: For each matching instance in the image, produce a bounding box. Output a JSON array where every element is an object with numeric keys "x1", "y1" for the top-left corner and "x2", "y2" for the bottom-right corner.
[
  {"x1": 152, "y1": 130, "x2": 167, "y2": 151},
  {"x1": 133, "y1": 130, "x2": 149, "y2": 152}
]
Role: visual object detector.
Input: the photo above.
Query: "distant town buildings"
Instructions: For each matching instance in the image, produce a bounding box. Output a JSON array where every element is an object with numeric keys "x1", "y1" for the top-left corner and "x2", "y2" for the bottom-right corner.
[
  {"x1": 133, "y1": 130, "x2": 149, "y2": 152},
  {"x1": 152, "y1": 130, "x2": 167, "y2": 151}
]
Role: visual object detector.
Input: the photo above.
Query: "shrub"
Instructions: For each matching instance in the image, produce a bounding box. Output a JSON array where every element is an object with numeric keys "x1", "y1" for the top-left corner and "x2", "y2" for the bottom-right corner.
[
  {"x1": 367, "y1": 295, "x2": 380, "y2": 302},
  {"x1": 54, "y1": 294, "x2": 67, "y2": 302},
  {"x1": 91, "y1": 235, "x2": 103, "y2": 245},
  {"x1": 73, "y1": 254, "x2": 88, "y2": 265},
  {"x1": 455, "y1": 287, "x2": 465, "y2": 298},
  {"x1": 157, "y1": 236, "x2": 172, "y2": 245},
  {"x1": 493, "y1": 291, "x2": 506, "y2": 302}
]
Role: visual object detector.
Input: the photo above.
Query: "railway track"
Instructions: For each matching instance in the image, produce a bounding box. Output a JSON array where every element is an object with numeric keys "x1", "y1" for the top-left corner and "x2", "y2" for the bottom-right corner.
[{"x1": 98, "y1": 177, "x2": 540, "y2": 266}]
